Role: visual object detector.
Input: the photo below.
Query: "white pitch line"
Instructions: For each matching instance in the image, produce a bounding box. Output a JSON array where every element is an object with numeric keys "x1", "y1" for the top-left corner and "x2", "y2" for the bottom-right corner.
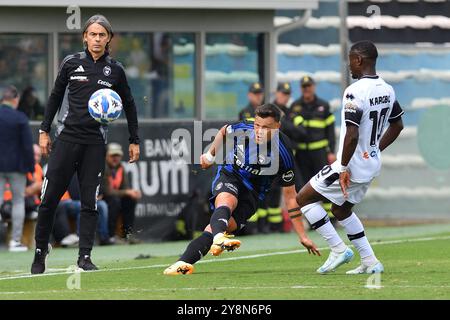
[
  {"x1": 0, "y1": 235, "x2": 449, "y2": 282},
  {"x1": 1, "y1": 284, "x2": 450, "y2": 296},
  {"x1": 194, "y1": 235, "x2": 450, "y2": 264},
  {"x1": 0, "y1": 264, "x2": 170, "y2": 281}
]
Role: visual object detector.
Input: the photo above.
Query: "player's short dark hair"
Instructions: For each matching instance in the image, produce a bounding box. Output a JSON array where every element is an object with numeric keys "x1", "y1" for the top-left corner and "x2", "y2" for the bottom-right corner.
[
  {"x1": 255, "y1": 103, "x2": 282, "y2": 122},
  {"x1": 82, "y1": 14, "x2": 114, "y2": 51},
  {"x1": 350, "y1": 40, "x2": 378, "y2": 62},
  {"x1": 1, "y1": 85, "x2": 19, "y2": 102}
]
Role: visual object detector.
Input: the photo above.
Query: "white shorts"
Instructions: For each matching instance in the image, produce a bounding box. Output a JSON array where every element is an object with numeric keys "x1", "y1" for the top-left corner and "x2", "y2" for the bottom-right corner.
[{"x1": 309, "y1": 165, "x2": 371, "y2": 206}]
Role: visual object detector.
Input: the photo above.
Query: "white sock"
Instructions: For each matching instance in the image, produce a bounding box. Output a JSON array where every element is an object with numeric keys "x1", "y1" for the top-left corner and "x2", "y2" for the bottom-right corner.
[
  {"x1": 339, "y1": 212, "x2": 378, "y2": 266},
  {"x1": 302, "y1": 202, "x2": 346, "y2": 253}
]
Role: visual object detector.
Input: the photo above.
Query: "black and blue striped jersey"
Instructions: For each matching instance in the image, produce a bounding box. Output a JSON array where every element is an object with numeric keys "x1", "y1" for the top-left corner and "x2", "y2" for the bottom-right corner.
[{"x1": 212, "y1": 120, "x2": 296, "y2": 201}]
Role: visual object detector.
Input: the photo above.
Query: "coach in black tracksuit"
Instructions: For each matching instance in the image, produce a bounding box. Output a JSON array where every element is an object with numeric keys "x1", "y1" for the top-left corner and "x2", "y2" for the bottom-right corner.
[{"x1": 32, "y1": 15, "x2": 140, "y2": 274}]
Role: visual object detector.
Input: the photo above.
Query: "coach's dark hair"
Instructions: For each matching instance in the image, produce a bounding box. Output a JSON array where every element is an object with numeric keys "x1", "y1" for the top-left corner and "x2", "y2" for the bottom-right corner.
[
  {"x1": 82, "y1": 14, "x2": 114, "y2": 51},
  {"x1": 255, "y1": 103, "x2": 282, "y2": 122},
  {"x1": 1, "y1": 85, "x2": 19, "y2": 102},
  {"x1": 350, "y1": 40, "x2": 378, "y2": 63}
]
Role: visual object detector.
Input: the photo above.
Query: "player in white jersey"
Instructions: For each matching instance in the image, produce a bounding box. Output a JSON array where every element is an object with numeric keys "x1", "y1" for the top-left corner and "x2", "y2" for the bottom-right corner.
[{"x1": 296, "y1": 40, "x2": 404, "y2": 274}]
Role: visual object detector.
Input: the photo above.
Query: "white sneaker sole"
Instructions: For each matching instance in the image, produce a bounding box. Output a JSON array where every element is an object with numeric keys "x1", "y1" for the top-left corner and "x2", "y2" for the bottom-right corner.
[
  {"x1": 346, "y1": 263, "x2": 384, "y2": 275},
  {"x1": 317, "y1": 249, "x2": 354, "y2": 274}
]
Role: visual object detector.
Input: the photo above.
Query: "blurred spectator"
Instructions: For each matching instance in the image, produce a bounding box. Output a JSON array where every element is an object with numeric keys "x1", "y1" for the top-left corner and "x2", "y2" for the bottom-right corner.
[
  {"x1": 238, "y1": 82, "x2": 264, "y2": 121},
  {"x1": 24, "y1": 144, "x2": 43, "y2": 220},
  {"x1": 0, "y1": 85, "x2": 34, "y2": 252},
  {"x1": 53, "y1": 189, "x2": 79, "y2": 247},
  {"x1": 151, "y1": 33, "x2": 171, "y2": 118},
  {"x1": 18, "y1": 86, "x2": 44, "y2": 120},
  {"x1": 2, "y1": 144, "x2": 43, "y2": 222},
  {"x1": 273, "y1": 82, "x2": 292, "y2": 115},
  {"x1": 103, "y1": 143, "x2": 141, "y2": 244},
  {"x1": 127, "y1": 38, "x2": 149, "y2": 77},
  {"x1": 96, "y1": 195, "x2": 111, "y2": 246}
]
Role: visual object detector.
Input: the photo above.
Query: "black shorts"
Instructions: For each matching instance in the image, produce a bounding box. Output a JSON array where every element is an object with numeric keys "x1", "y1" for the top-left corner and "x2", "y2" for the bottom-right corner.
[{"x1": 210, "y1": 170, "x2": 259, "y2": 231}]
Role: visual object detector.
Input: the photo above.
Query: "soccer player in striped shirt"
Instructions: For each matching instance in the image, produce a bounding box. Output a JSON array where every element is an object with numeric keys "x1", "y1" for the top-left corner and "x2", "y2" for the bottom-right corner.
[{"x1": 164, "y1": 103, "x2": 320, "y2": 275}]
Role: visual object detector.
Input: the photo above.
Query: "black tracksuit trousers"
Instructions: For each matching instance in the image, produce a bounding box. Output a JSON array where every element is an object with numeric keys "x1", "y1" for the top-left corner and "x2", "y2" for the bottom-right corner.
[{"x1": 35, "y1": 139, "x2": 106, "y2": 255}]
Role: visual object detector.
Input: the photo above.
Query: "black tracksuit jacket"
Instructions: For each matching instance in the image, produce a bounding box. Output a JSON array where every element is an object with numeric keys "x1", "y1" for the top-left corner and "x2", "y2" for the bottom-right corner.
[{"x1": 40, "y1": 49, "x2": 139, "y2": 145}]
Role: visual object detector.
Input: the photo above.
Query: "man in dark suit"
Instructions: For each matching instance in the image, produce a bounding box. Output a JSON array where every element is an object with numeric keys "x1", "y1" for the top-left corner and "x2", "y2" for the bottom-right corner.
[{"x1": 0, "y1": 85, "x2": 34, "y2": 252}]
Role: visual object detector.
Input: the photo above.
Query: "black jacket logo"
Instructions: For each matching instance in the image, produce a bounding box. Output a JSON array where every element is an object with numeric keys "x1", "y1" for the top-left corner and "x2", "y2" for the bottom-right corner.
[{"x1": 282, "y1": 170, "x2": 294, "y2": 182}]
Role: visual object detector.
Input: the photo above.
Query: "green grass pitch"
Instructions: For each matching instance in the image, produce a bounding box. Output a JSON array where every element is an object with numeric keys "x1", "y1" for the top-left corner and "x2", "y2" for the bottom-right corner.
[{"x1": 0, "y1": 223, "x2": 449, "y2": 300}]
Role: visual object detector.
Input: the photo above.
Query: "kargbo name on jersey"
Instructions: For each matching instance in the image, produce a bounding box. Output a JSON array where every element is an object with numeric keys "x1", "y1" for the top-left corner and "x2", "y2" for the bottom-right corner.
[{"x1": 369, "y1": 95, "x2": 390, "y2": 106}]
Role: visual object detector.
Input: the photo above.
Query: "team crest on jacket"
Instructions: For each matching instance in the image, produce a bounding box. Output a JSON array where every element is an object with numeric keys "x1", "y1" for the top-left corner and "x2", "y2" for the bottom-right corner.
[{"x1": 103, "y1": 66, "x2": 111, "y2": 76}]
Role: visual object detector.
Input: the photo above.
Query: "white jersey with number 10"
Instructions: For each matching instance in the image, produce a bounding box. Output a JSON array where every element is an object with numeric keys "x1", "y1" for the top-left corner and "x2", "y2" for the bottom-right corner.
[{"x1": 332, "y1": 75, "x2": 404, "y2": 183}]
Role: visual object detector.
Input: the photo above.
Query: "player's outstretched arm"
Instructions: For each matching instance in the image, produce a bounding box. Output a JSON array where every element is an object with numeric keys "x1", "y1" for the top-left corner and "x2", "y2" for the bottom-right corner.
[
  {"x1": 283, "y1": 185, "x2": 321, "y2": 256},
  {"x1": 200, "y1": 125, "x2": 227, "y2": 169},
  {"x1": 379, "y1": 118, "x2": 404, "y2": 152}
]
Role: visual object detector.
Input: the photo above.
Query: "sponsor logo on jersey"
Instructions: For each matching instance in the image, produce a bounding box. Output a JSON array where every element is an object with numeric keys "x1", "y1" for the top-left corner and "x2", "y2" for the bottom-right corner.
[
  {"x1": 345, "y1": 93, "x2": 355, "y2": 100},
  {"x1": 215, "y1": 182, "x2": 223, "y2": 191},
  {"x1": 369, "y1": 95, "x2": 390, "y2": 106},
  {"x1": 74, "y1": 65, "x2": 85, "y2": 72},
  {"x1": 236, "y1": 144, "x2": 245, "y2": 158},
  {"x1": 225, "y1": 183, "x2": 238, "y2": 194},
  {"x1": 282, "y1": 170, "x2": 294, "y2": 182},
  {"x1": 318, "y1": 106, "x2": 325, "y2": 112},
  {"x1": 98, "y1": 79, "x2": 112, "y2": 88},
  {"x1": 103, "y1": 65, "x2": 112, "y2": 76},
  {"x1": 363, "y1": 151, "x2": 378, "y2": 159},
  {"x1": 234, "y1": 156, "x2": 262, "y2": 175},
  {"x1": 70, "y1": 75, "x2": 88, "y2": 82}
]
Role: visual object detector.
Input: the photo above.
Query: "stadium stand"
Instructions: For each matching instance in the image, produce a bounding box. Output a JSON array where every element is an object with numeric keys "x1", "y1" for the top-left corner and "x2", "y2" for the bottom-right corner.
[{"x1": 274, "y1": 0, "x2": 450, "y2": 220}]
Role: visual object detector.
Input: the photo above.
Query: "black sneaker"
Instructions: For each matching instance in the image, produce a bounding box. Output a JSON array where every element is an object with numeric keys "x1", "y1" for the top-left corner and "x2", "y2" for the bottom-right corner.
[
  {"x1": 77, "y1": 255, "x2": 98, "y2": 271},
  {"x1": 31, "y1": 244, "x2": 52, "y2": 274}
]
